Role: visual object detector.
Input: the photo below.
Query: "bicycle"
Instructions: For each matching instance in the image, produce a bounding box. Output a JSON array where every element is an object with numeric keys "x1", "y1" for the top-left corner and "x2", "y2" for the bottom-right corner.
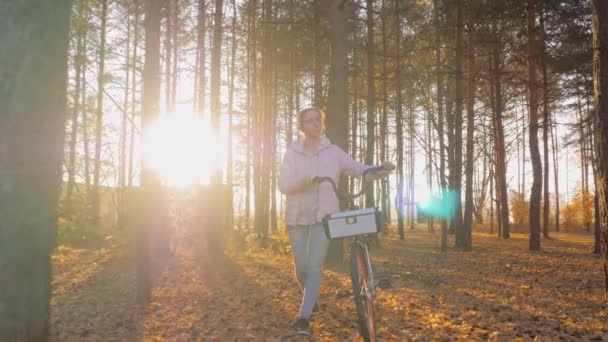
[{"x1": 314, "y1": 165, "x2": 389, "y2": 342}]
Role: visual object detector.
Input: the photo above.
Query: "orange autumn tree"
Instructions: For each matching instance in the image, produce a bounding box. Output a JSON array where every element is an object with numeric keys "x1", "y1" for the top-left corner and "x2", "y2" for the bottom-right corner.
[
  {"x1": 561, "y1": 189, "x2": 594, "y2": 230},
  {"x1": 510, "y1": 191, "x2": 530, "y2": 226}
]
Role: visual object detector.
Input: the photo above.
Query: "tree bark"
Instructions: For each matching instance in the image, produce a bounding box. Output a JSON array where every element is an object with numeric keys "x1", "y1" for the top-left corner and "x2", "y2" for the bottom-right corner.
[
  {"x1": 129, "y1": 0, "x2": 140, "y2": 187},
  {"x1": 325, "y1": 0, "x2": 350, "y2": 261},
  {"x1": 435, "y1": 0, "x2": 447, "y2": 251},
  {"x1": 66, "y1": 0, "x2": 85, "y2": 213},
  {"x1": 539, "y1": 2, "x2": 550, "y2": 239},
  {"x1": 528, "y1": 0, "x2": 542, "y2": 251},
  {"x1": 365, "y1": 0, "x2": 376, "y2": 209},
  {"x1": 592, "y1": 0, "x2": 608, "y2": 300},
  {"x1": 453, "y1": 0, "x2": 464, "y2": 247},
  {"x1": 226, "y1": 0, "x2": 237, "y2": 230},
  {"x1": 0, "y1": 1, "x2": 71, "y2": 339},
  {"x1": 92, "y1": 0, "x2": 108, "y2": 224},
  {"x1": 462, "y1": 0, "x2": 475, "y2": 251},
  {"x1": 313, "y1": 0, "x2": 323, "y2": 107},
  {"x1": 551, "y1": 104, "x2": 560, "y2": 231},
  {"x1": 137, "y1": 0, "x2": 163, "y2": 304},
  {"x1": 394, "y1": 0, "x2": 405, "y2": 241},
  {"x1": 210, "y1": 0, "x2": 224, "y2": 173},
  {"x1": 197, "y1": 0, "x2": 207, "y2": 115},
  {"x1": 491, "y1": 35, "x2": 510, "y2": 238}
]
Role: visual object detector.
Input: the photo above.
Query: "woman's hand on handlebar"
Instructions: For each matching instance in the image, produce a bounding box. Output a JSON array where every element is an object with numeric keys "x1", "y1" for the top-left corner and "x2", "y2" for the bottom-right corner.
[
  {"x1": 381, "y1": 161, "x2": 395, "y2": 171},
  {"x1": 364, "y1": 161, "x2": 395, "y2": 182}
]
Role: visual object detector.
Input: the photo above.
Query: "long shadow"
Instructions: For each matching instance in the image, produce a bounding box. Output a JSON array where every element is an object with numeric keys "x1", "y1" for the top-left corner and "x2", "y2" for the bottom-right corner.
[
  {"x1": 50, "y1": 246, "x2": 138, "y2": 341},
  {"x1": 138, "y1": 244, "x2": 301, "y2": 341}
]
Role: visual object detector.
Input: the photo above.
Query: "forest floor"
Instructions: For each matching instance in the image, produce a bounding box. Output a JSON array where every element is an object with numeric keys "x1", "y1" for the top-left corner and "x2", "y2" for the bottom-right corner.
[{"x1": 50, "y1": 225, "x2": 608, "y2": 341}]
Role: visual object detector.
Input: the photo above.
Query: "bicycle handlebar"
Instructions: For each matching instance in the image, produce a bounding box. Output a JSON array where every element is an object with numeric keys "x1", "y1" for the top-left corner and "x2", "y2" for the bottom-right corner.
[{"x1": 312, "y1": 166, "x2": 389, "y2": 201}]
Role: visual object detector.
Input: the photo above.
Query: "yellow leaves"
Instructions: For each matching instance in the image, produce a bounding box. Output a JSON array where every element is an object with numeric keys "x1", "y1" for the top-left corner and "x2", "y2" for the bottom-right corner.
[
  {"x1": 50, "y1": 229, "x2": 606, "y2": 341},
  {"x1": 562, "y1": 189, "x2": 595, "y2": 228}
]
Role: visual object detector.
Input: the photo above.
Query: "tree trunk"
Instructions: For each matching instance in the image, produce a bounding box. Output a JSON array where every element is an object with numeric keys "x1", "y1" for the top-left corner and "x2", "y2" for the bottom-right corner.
[
  {"x1": 551, "y1": 104, "x2": 560, "y2": 232},
  {"x1": 92, "y1": 0, "x2": 108, "y2": 225},
  {"x1": 164, "y1": 0, "x2": 172, "y2": 113},
  {"x1": 137, "y1": 0, "x2": 163, "y2": 304},
  {"x1": 83, "y1": 10, "x2": 91, "y2": 191},
  {"x1": 325, "y1": 0, "x2": 350, "y2": 261},
  {"x1": 287, "y1": 0, "x2": 295, "y2": 145},
  {"x1": 591, "y1": 0, "x2": 608, "y2": 300},
  {"x1": 462, "y1": 0, "x2": 475, "y2": 251},
  {"x1": 121, "y1": 13, "x2": 131, "y2": 190},
  {"x1": 379, "y1": 0, "x2": 390, "y2": 226},
  {"x1": 435, "y1": 0, "x2": 447, "y2": 251},
  {"x1": 528, "y1": 0, "x2": 542, "y2": 251},
  {"x1": 226, "y1": 0, "x2": 237, "y2": 230},
  {"x1": 539, "y1": 2, "x2": 550, "y2": 239},
  {"x1": 210, "y1": 0, "x2": 224, "y2": 173},
  {"x1": 129, "y1": 0, "x2": 140, "y2": 187},
  {"x1": 394, "y1": 0, "x2": 405, "y2": 241},
  {"x1": 492, "y1": 35, "x2": 510, "y2": 238},
  {"x1": 313, "y1": 0, "x2": 323, "y2": 107},
  {"x1": 453, "y1": 0, "x2": 464, "y2": 247},
  {"x1": 365, "y1": 0, "x2": 376, "y2": 209},
  {"x1": 66, "y1": 0, "x2": 85, "y2": 213},
  {"x1": 0, "y1": 1, "x2": 71, "y2": 339},
  {"x1": 119, "y1": 6, "x2": 131, "y2": 227},
  {"x1": 171, "y1": 0, "x2": 178, "y2": 112},
  {"x1": 198, "y1": 0, "x2": 208, "y2": 116}
]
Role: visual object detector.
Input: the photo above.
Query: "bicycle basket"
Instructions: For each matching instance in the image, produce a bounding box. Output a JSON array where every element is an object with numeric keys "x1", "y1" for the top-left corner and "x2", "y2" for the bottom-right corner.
[{"x1": 322, "y1": 207, "x2": 381, "y2": 239}]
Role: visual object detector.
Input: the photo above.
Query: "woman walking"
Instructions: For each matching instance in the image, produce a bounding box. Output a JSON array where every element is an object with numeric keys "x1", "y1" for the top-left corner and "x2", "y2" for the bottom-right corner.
[{"x1": 279, "y1": 107, "x2": 393, "y2": 336}]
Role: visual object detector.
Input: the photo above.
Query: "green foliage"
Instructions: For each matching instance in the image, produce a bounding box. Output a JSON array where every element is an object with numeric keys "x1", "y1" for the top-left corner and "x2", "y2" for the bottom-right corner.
[{"x1": 58, "y1": 188, "x2": 114, "y2": 248}]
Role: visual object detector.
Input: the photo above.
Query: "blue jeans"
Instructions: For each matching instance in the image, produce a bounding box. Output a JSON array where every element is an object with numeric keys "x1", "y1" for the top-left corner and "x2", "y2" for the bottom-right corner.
[{"x1": 288, "y1": 223, "x2": 330, "y2": 319}]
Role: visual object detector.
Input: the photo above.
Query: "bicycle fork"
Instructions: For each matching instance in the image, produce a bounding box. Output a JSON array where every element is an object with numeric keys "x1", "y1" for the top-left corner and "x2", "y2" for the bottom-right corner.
[{"x1": 359, "y1": 241, "x2": 377, "y2": 301}]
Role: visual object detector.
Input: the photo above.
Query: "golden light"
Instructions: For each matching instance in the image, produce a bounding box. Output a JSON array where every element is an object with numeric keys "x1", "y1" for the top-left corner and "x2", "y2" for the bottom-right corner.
[{"x1": 143, "y1": 113, "x2": 218, "y2": 187}]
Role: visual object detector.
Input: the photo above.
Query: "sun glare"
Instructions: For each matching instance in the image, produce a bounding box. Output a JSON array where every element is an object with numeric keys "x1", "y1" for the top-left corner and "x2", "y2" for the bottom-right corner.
[
  {"x1": 417, "y1": 188, "x2": 432, "y2": 209},
  {"x1": 143, "y1": 113, "x2": 219, "y2": 187}
]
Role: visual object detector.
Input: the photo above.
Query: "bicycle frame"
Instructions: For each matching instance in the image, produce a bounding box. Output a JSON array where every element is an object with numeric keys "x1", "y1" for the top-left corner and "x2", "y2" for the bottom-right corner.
[{"x1": 314, "y1": 166, "x2": 387, "y2": 342}]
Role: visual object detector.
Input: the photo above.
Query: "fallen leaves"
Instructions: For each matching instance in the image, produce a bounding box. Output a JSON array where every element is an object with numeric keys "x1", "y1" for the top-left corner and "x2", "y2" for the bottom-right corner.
[{"x1": 50, "y1": 228, "x2": 608, "y2": 341}]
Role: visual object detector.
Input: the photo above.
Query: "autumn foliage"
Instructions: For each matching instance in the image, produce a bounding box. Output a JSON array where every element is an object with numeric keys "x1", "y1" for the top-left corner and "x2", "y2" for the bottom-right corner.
[{"x1": 561, "y1": 189, "x2": 594, "y2": 231}]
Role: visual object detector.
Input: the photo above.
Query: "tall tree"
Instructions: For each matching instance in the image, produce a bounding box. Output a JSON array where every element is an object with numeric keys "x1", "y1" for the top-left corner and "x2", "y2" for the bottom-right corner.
[
  {"x1": 0, "y1": 0, "x2": 71, "y2": 338},
  {"x1": 227, "y1": 0, "x2": 237, "y2": 230},
  {"x1": 92, "y1": 0, "x2": 108, "y2": 224},
  {"x1": 313, "y1": 0, "x2": 323, "y2": 107},
  {"x1": 137, "y1": 0, "x2": 162, "y2": 304},
  {"x1": 539, "y1": 1, "x2": 550, "y2": 239},
  {"x1": 196, "y1": 0, "x2": 207, "y2": 115},
  {"x1": 395, "y1": 0, "x2": 405, "y2": 241},
  {"x1": 453, "y1": 0, "x2": 465, "y2": 247},
  {"x1": 491, "y1": 33, "x2": 510, "y2": 238},
  {"x1": 365, "y1": 0, "x2": 376, "y2": 209},
  {"x1": 462, "y1": 0, "x2": 476, "y2": 251},
  {"x1": 528, "y1": 0, "x2": 542, "y2": 251},
  {"x1": 435, "y1": 0, "x2": 448, "y2": 251},
  {"x1": 592, "y1": 0, "x2": 608, "y2": 300},
  {"x1": 66, "y1": 0, "x2": 86, "y2": 213},
  {"x1": 210, "y1": 0, "x2": 224, "y2": 172},
  {"x1": 324, "y1": 0, "x2": 350, "y2": 261}
]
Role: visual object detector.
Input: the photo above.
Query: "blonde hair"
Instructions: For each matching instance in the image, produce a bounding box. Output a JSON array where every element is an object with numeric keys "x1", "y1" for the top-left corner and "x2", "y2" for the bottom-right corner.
[{"x1": 298, "y1": 106, "x2": 326, "y2": 134}]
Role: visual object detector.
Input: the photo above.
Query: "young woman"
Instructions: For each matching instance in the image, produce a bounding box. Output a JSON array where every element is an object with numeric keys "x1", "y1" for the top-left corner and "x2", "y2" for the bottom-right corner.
[{"x1": 278, "y1": 107, "x2": 393, "y2": 336}]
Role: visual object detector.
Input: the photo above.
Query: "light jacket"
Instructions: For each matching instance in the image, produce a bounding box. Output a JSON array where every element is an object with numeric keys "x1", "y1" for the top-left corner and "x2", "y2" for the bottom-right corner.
[{"x1": 278, "y1": 136, "x2": 370, "y2": 227}]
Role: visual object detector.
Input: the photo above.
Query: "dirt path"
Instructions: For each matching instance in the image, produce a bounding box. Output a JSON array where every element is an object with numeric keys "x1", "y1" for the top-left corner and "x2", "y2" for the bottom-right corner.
[{"x1": 51, "y1": 229, "x2": 608, "y2": 341}]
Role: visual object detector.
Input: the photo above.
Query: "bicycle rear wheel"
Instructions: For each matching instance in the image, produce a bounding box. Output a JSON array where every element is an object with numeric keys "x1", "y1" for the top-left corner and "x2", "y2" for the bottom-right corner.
[{"x1": 350, "y1": 242, "x2": 377, "y2": 342}]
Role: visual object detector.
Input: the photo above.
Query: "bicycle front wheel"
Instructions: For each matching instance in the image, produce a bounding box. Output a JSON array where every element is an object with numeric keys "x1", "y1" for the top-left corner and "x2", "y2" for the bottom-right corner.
[{"x1": 350, "y1": 242, "x2": 377, "y2": 342}]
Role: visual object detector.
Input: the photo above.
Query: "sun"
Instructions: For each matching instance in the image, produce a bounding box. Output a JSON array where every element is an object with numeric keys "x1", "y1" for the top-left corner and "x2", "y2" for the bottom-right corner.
[{"x1": 143, "y1": 113, "x2": 219, "y2": 187}]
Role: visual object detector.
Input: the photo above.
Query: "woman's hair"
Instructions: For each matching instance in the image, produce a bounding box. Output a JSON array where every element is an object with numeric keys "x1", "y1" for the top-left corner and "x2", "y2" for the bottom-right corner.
[{"x1": 298, "y1": 106, "x2": 326, "y2": 133}]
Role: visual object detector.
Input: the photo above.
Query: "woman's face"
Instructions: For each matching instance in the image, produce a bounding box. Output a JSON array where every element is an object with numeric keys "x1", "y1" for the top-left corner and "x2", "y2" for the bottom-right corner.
[{"x1": 301, "y1": 110, "x2": 323, "y2": 139}]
